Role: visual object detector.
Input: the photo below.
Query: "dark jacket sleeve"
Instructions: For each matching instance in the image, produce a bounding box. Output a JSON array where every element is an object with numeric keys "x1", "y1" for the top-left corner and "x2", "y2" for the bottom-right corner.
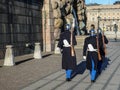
[
  {"x1": 104, "y1": 35, "x2": 108, "y2": 44},
  {"x1": 73, "y1": 33, "x2": 77, "y2": 45},
  {"x1": 83, "y1": 38, "x2": 88, "y2": 56},
  {"x1": 57, "y1": 34, "x2": 63, "y2": 49}
]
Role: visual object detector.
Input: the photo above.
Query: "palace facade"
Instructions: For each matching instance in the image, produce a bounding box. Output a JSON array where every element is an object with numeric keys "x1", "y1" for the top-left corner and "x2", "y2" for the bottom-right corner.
[{"x1": 86, "y1": 4, "x2": 120, "y2": 32}]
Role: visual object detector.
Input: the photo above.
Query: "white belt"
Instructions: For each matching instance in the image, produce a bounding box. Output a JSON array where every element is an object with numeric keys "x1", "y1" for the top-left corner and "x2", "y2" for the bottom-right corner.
[
  {"x1": 87, "y1": 49, "x2": 97, "y2": 52},
  {"x1": 87, "y1": 44, "x2": 97, "y2": 52},
  {"x1": 63, "y1": 45, "x2": 71, "y2": 47}
]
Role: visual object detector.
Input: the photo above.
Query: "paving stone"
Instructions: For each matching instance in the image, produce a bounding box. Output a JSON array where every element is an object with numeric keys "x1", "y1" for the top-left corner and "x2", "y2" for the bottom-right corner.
[
  {"x1": 96, "y1": 74, "x2": 111, "y2": 83},
  {"x1": 89, "y1": 83, "x2": 104, "y2": 90},
  {"x1": 72, "y1": 82, "x2": 91, "y2": 90},
  {"x1": 115, "y1": 66, "x2": 120, "y2": 75},
  {"x1": 37, "y1": 81, "x2": 64, "y2": 90},
  {"x1": 22, "y1": 80, "x2": 49, "y2": 90},
  {"x1": 43, "y1": 70, "x2": 64, "y2": 80},
  {"x1": 105, "y1": 84, "x2": 119, "y2": 90},
  {"x1": 55, "y1": 82, "x2": 77, "y2": 90},
  {"x1": 56, "y1": 74, "x2": 66, "y2": 81},
  {"x1": 109, "y1": 74, "x2": 120, "y2": 85},
  {"x1": 1, "y1": 41, "x2": 120, "y2": 90},
  {"x1": 82, "y1": 75, "x2": 90, "y2": 83},
  {"x1": 72, "y1": 71, "x2": 89, "y2": 82}
]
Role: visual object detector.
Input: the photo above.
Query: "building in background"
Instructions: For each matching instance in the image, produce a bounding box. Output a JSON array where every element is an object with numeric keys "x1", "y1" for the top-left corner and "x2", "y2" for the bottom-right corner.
[
  {"x1": 86, "y1": 4, "x2": 120, "y2": 32},
  {"x1": 114, "y1": 0, "x2": 120, "y2": 5}
]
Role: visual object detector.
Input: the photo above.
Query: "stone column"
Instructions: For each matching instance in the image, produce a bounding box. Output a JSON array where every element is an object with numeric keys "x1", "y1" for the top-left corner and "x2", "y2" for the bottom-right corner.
[
  {"x1": 4, "y1": 45, "x2": 14, "y2": 66},
  {"x1": 51, "y1": 1, "x2": 63, "y2": 54},
  {"x1": 42, "y1": 0, "x2": 54, "y2": 52},
  {"x1": 33, "y1": 43, "x2": 42, "y2": 59}
]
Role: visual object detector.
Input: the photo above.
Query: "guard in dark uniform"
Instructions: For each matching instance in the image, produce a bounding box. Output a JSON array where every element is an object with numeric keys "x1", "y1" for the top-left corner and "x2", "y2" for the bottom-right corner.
[
  {"x1": 97, "y1": 29, "x2": 109, "y2": 74},
  {"x1": 83, "y1": 24, "x2": 100, "y2": 82},
  {"x1": 57, "y1": 24, "x2": 77, "y2": 81},
  {"x1": 98, "y1": 29, "x2": 109, "y2": 57}
]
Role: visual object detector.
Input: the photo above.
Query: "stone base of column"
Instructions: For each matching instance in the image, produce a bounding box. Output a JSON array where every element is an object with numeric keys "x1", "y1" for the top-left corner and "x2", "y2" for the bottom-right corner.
[
  {"x1": 54, "y1": 41, "x2": 61, "y2": 54},
  {"x1": 4, "y1": 45, "x2": 14, "y2": 66},
  {"x1": 33, "y1": 43, "x2": 42, "y2": 59}
]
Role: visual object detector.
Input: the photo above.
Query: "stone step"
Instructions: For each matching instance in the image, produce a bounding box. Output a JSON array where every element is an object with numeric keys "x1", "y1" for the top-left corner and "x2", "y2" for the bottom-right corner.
[
  {"x1": 75, "y1": 36, "x2": 88, "y2": 49},
  {"x1": 105, "y1": 31, "x2": 120, "y2": 39}
]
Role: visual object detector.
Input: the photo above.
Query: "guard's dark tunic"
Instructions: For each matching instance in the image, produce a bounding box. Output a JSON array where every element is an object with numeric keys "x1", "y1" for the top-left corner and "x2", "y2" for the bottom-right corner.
[
  {"x1": 83, "y1": 35, "x2": 100, "y2": 70},
  {"x1": 57, "y1": 31, "x2": 77, "y2": 70}
]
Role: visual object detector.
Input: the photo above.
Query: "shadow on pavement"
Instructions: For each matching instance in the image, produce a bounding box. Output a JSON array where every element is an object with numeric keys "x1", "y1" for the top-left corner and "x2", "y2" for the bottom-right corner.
[
  {"x1": 71, "y1": 57, "x2": 110, "y2": 80},
  {"x1": 15, "y1": 54, "x2": 53, "y2": 65},
  {"x1": 101, "y1": 57, "x2": 110, "y2": 71},
  {"x1": 96, "y1": 57, "x2": 110, "y2": 80},
  {"x1": 71, "y1": 61, "x2": 86, "y2": 79},
  {"x1": 15, "y1": 58, "x2": 34, "y2": 65},
  {"x1": 42, "y1": 54, "x2": 53, "y2": 58}
]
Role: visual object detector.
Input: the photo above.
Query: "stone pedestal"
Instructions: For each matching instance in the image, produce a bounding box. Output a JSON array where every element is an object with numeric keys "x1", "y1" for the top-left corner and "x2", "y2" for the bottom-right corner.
[
  {"x1": 75, "y1": 36, "x2": 88, "y2": 49},
  {"x1": 54, "y1": 41, "x2": 61, "y2": 54},
  {"x1": 4, "y1": 45, "x2": 14, "y2": 66},
  {"x1": 33, "y1": 43, "x2": 42, "y2": 59}
]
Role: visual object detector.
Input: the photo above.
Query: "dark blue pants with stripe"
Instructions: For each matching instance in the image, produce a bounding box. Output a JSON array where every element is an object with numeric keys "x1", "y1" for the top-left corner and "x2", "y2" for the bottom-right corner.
[
  {"x1": 90, "y1": 58, "x2": 97, "y2": 80},
  {"x1": 66, "y1": 70, "x2": 72, "y2": 79}
]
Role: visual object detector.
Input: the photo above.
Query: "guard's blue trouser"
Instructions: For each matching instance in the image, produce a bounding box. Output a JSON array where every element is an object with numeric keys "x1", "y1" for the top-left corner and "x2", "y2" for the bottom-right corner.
[
  {"x1": 66, "y1": 69, "x2": 72, "y2": 78},
  {"x1": 90, "y1": 58, "x2": 97, "y2": 80}
]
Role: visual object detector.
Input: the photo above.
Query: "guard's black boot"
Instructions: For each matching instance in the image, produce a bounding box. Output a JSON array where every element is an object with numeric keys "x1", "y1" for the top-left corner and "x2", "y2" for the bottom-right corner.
[
  {"x1": 98, "y1": 71, "x2": 101, "y2": 75},
  {"x1": 66, "y1": 78, "x2": 71, "y2": 81},
  {"x1": 91, "y1": 80, "x2": 95, "y2": 83}
]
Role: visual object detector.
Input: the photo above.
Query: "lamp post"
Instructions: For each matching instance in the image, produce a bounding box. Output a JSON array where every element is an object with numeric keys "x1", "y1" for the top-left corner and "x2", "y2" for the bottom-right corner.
[{"x1": 97, "y1": 16, "x2": 101, "y2": 32}]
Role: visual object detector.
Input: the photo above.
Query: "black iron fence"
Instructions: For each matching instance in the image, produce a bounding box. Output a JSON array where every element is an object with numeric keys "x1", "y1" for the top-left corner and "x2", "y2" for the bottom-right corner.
[{"x1": 0, "y1": 0, "x2": 43, "y2": 59}]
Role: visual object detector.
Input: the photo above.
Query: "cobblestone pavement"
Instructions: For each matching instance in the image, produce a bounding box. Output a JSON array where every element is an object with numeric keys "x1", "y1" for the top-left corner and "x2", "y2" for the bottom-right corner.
[
  {"x1": 0, "y1": 47, "x2": 82, "y2": 90},
  {"x1": 0, "y1": 39, "x2": 120, "y2": 90}
]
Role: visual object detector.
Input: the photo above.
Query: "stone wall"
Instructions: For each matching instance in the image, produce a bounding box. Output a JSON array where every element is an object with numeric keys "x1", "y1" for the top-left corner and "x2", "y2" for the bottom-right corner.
[
  {"x1": 42, "y1": 0, "x2": 87, "y2": 52},
  {"x1": 0, "y1": 0, "x2": 43, "y2": 59}
]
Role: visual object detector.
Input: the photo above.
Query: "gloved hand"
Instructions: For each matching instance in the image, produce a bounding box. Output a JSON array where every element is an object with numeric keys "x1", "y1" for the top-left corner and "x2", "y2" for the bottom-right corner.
[
  {"x1": 56, "y1": 47, "x2": 60, "y2": 51},
  {"x1": 83, "y1": 56, "x2": 86, "y2": 60}
]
